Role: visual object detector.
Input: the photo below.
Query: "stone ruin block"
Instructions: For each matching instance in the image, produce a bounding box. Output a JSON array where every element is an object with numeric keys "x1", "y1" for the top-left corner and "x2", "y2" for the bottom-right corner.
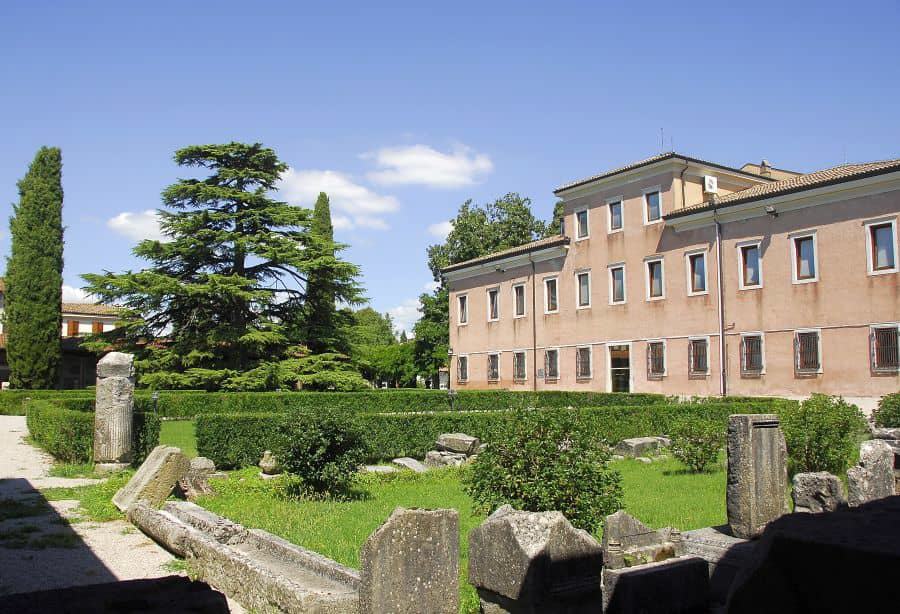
[
  {"x1": 791, "y1": 471, "x2": 845, "y2": 513},
  {"x1": 392, "y1": 457, "x2": 428, "y2": 473},
  {"x1": 847, "y1": 439, "x2": 894, "y2": 507},
  {"x1": 113, "y1": 445, "x2": 191, "y2": 512},
  {"x1": 175, "y1": 457, "x2": 218, "y2": 501},
  {"x1": 726, "y1": 414, "x2": 788, "y2": 538},
  {"x1": 425, "y1": 450, "x2": 467, "y2": 468},
  {"x1": 468, "y1": 505, "x2": 603, "y2": 613},
  {"x1": 614, "y1": 436, "x2": 670, "y2": 458},
  {"x1": 436, "y1": 432, "x2": 480, "y2": 455},
  {"x1": 601, "y1": 510, "x2": 682, "y2": 569},
  {"x1": 602, "y1": 556, "x2": 710, "y2": 614},
  {"x1": 359, "y1": 507, "x2": 458, "y2": 614},
  {"x1": 93, "y1": 351, "x2": 135, "y2": 472}
]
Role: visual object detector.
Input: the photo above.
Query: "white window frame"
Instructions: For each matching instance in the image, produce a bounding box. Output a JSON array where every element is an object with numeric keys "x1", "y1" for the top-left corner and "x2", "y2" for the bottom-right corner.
[
  {"x1": 606, "y1": 196, "x2": 624, "y2": 234},
  {"x1": 513, "y1": 350, "x2": 528, "y2": 382},
  {"x1": 644, "y1": 256, "x2": 665, "y2": 301},
  {"x1": 685, "y1": 249, "x2": 709, "y2": 296},
  {"x1": 543, "y1": 276, "x2": 559, "y2": 314},
  {"x1": 789, "y1": 230, "x2": 819, "y2": 284},
  {"x1": 737, "y1": 240, "x2": 764, "y2": 290},
  {"x1": 457, "y1": 294, "x2": 468, "y2": 326},
  {"x1": 794, "y1": 328, "x2": 823, "y2": 375},
  {"x1": 740, "y1": 332, "x2": 766, "y2": 376},
  {"x1": 871, "y1": 323, "x2": 900, "y2": 373},
  {"x1": 608, "y1": 263, "x2": 627, "y2": 305},
  {"x1": 606, "y1": 341, "x2": 632, "y2": 393},
  {"x1": 575, "y1": 207, "x2": 590, "y2": 240},
  {"x1": 646, "y1": 339, "x2": 667, "y2": 379},
  {"x1": 487, "y1": 287, "x2": 500, "y2": 322},
  {"x1": 457, "y1": 354, "x2": 469, "y2": 382},
  {"x1": 575, "y1": 270, "x2": 592, "y2": 309},
  {"x1": 865, "y1": 217, "x2": 898, "y2": 276},
  {"x1": 487, "y1": 352, "x2": 501, "y2": 382},
  {"x1": 544, "y1": 348, "x2": 560, "y2": 380},
  {"x1": 512, "y1": 283, "x2": 527, "y2": 318},
  {"x1": 575, "y1": 345, "x2": 593, "y2": 380},
  {"x1": 688, "y1": 336, "x2": 710, "y2": 376},
  {"x1": 642, "y1": 186, "x2": 663, "y2": 225}
]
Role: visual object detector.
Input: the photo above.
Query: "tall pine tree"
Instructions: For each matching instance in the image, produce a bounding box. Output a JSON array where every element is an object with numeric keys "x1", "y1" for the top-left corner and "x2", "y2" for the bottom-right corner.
[
  {"x1": 6, "y1": 147, "x2": 64, "y2": 389},
  {"x1": 83, "y1": 143, "x2": 363, "y2": 390}
]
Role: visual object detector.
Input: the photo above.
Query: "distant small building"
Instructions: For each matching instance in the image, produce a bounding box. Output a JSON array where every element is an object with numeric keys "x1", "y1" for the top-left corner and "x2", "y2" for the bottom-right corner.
[{"x1": 0, "y1": 280, "x2": 120, "y2": 388}]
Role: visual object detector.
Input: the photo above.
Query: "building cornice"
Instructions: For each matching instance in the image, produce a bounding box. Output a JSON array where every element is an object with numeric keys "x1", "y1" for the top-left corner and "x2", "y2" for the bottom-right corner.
[{"x1": 443, "y1": 244, "x2": 569, "y2": 283}]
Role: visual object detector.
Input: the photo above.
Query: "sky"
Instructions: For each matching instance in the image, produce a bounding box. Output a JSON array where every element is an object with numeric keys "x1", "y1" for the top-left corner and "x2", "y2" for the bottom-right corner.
[{"x1": 1, "y1": 1, "x2": 898, "y2": 335}]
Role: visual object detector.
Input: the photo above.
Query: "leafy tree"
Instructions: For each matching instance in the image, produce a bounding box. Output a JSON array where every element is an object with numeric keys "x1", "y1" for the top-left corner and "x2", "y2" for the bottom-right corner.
[
  {"x1": 413, "y1": 193, "x2": 551, "y2": 380},
  {"x1": 346, "y1": 307, "x2": 395, "y2": 348},
  {"x1": 83, "y1": 143, "x2": 363, "y2": 390},
  {"x1": 6, "y1": 147, "x2": 64, "y2": 389}
]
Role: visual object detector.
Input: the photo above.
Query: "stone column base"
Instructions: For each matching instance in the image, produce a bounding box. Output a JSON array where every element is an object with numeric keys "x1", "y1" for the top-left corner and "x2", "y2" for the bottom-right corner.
[{"x1": 95, "y1": 462, "x2": 130, "y2": 475}]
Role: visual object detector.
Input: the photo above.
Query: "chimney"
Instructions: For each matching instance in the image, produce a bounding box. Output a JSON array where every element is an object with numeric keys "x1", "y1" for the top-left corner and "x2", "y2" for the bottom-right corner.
[{"x1": 759, "y1": 159, "x2": 772, "y2": 177}]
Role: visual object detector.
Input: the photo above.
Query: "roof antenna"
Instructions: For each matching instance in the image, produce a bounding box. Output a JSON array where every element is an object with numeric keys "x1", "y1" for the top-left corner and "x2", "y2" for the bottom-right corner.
[{"x1": 659, "y1": 128, "x2": 664, "y2": 152}]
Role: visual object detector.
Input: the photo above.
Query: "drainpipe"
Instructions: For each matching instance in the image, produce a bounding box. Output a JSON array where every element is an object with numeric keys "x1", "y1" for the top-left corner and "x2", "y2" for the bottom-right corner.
[
  {"x1": 530, "y1": 256, "x2": 538, "y2": 392},
  {"x1": 679, "y1": 161, "x2": 690, "y2": 211},
  {"x1": 713, "y1": 200, "x2": 727, "y2": 397}
]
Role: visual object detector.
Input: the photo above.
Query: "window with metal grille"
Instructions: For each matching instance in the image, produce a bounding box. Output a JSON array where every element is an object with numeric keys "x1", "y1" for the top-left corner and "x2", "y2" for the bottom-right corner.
[
  {"x1": 487, "y1": 354, "x2": 500, "y2": 381},
  {"x1": 513, "y1": 352, "x2": 527, "y2": 381},
  {"x1": 457, "y1": 356, "x2": 468, "y2": 382},
  {"x1": 513, "y1": 285, "x2": 526, "y2": 317},
  {"x1": 689, "y1": 339, "x2": 708, "y2": 375},
  {"x1": 795, "y1": 331, "x2": 821, "y2": 372},
  {"x1": 544, "y1": 349, "x2": 559, "y2": 380},
  {"x1": 647, "y1": 342, "x2": 665, "y2": 378},
  {"x1": 872, "y1": 326, "x2": 899, "y2": 372},
  {"x1": 741, "y1": 335, "x2": 764, "y2": 374},
  {"x1": 576, "y1": 347, "x2": 591, "y2": 379}
]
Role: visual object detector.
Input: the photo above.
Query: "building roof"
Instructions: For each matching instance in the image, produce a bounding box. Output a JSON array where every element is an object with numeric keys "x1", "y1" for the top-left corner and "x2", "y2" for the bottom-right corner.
[
  {"x1": 62, "y1": 302, "x2": 120, "y2": 317},
  {"x1": 441, "y1": 235, "x2": 570, "y2": 274},
  {"x1": 553, "y1": 152, "x2": 775, "y2": 195},
  {"x1": 665, "y1": 158, "x2": 900, "y2": 219}
]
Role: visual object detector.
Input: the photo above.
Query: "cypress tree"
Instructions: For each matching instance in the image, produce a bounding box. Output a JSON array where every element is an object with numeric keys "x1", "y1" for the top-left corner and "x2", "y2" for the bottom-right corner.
[
  {"x1": 6, "y1": 147, "x2": 64, "y2": 389},
  {"x1": 304, "y1": 192, "x2": 349, "y2": 353}
]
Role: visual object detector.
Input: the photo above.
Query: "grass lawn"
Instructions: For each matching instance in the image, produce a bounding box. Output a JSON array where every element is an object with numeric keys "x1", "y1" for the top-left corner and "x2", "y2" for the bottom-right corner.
[{"x1": 159, "y1": 420, "x2": 197, "y2": 458}]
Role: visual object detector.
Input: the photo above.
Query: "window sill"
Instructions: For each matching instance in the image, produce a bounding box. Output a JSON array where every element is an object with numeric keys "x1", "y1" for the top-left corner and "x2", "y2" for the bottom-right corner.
[
  {"x1": 575, "y1": 235, "x2": 590, "y2": 242},
  {"x1": 647, "y1": 374, "x2": 666, "y2": 380},
  {"x1": 607, "y1": 228, "x2": 624, "y2": 235},
  {"x1": 544, "y1": 377, "x2": 559, "y2": 383},
  {"x1": 609, "y1": 301, "x2": 627, "y2": 306},
  {"x1": 871, "y1": 368, "x2": 900, "y2": 376},
  {"x1": 791, "y1": 277, "x2": 819, "y2": 285},
  {"x1": 643, "y1": 219, "x2": 663, "y2": 227},
  {"x1": 576, "y1": 305, "x2": 592, "y2": 310},
  {"x1": 688, "y1": 372, "x2": 710, "y2": 379},
  {"x1": 575, "y1": 376, "x2": 593, "y2": 382},
  {"x1": 646, "y1": 296, "x2": 665, "y2": 302},
  {"x1": 868, "y1": 268, "x2": 898, "y2": 276},
  {"x1": 687, "y1": 291, "x2": 709, "y2": 297},
  {"x1": 794, "y1": 369, "x2": 822, "y2": 377},
  {"x1": 738, "y1": 285, "x2": 763, "y2": 291}
]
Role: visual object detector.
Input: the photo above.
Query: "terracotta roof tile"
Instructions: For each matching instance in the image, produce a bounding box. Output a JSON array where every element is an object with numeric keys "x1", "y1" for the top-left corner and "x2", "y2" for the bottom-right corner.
[
  {"x1": 62, "y1": 303, "x2": 120, "y2": 316},
  {"x1": 442, "y1": 235, "x2": 570, "y2": 274}
]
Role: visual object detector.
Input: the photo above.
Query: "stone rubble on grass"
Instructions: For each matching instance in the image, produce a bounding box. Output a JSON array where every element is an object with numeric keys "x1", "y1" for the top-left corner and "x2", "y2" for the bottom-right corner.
[
  {"x1": 847, "y1": 439, "x2": 894, "y2": 507},
  {"x1": 635, "y1": 457, "x2": 652, "y2": 464},
  {"x1": 361, "y1": 465, "x2": 398, "y2": 474},
  {"x1": 175, "y1": 456, "x2": 218, "y2": 501},
  {"x1": 791, "y1": 471, "x2": 845, "y2": 513},
  {"x1": 113, "y1": 445, "x2": 191, "y2": 512},
  {"x1": 258, "y1": 450, "x2": 281, "y2": 480},
  {"x1": 435, "y1": 432, "x2": 481, "y2": 455},
  {"x1": 614, "y1": 436, "x2": 670, "y2": 458},
  {"x1": 601, "y1": 510, "x2": 682, "y2": 570},
  {"x1": 391, "y1": 457, "x2": 428, "y2": 473},
  {"x1": 425, "y1": 450, "x2": 467, "y2": 468}
]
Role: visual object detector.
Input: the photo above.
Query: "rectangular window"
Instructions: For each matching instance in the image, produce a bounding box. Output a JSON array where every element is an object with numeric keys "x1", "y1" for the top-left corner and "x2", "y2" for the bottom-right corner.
[
  {"x1": 644, "y1": 190, "x2": 661, "y2": 223},
  {"x1": 689, "y1": 338, "x2": 709, "y2": 375},
  {"x1": 457, "y1": 356, "x2": 468, "y2": 382},
  {"x1": 514, "y1": 351, "x2": 527, "y2": 381},
  {"x1": 487, "y1": 353, "x2": 500, "y2": 382},
  {"x1": 457, "y1": 295, "x2": 468, "y2": 325},
  {"x1": 544, "y1": 349, "x2": 559, "y2": 380},
  {"x1": 646, "y1": 258, "x2": 664, "y2": 300},
  {"x1": 609, "y1": 265, "x2": 626, "y2": 304},
  {"x1": 513, "y1": 284, "x2": 526, "y2": 317},
  {"x1": 67, "y1": 320, "x2": 79, "y2": 337},
  {"x1": 576, "y1": 209, "x2": 589, "y2": 239},
  {"x1": 487, "y1": 288, "x2": 500, "y2": 321},
  {"x1": 739, "y1": 243, "x2": 762, "y2": 288},
  {"x1": 871, "y1": 326, "x2": 899, "y2": 373},
  {"x1": 576, "y1": 346, "x2": 592, "y2": 379},
  {"x1": 608, "y1": 200, "x2": 623, "y2": 232},
  {"x1": 92, "y1": 321, "x2": 104, "y2": 334},
  {"x1": 868, "y1": 220, "x2": 897, "y2": 273},
  {"x1": 741, "y1": 334, "x2": 764, "y2": 375},
  {"x1": 792, "y1": 234, "x2": 818, "y2": 282},
  {"x1": 647, "y1": 341, "x2": 666, "y2": 378},
  {"x1": 576, "y1": 271, "x2": 591, "y2": 308},
  {"x1": 795, "y1": 330, "x2": 821, "y2": 373},
  {"x1": 544, "y1": 278, "x2": 558, "y2": 313},
  {"x1": 687, "y1": 251, "x2": 707, "y2": 294}
]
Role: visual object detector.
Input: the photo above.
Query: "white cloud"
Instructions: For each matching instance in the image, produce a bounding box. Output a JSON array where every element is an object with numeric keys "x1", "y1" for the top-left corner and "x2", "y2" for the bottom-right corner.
[
  {"x1": 388, "y1": 298, "x2": 421, "y2": 337},
  {"x1": 279, "y1": 168, "x2": 399, "y2": 231},
  {"x1": 427, "y1": 220, "x2": 454, "y2": 240},
  {"x1": 62, "y1": 285, "x2": 90, "y2": 302},
  {"x1": 107, "y1": 210, "x2": 167, "y2": 242},
  {"x1": 364, "y1": 144, "x2": 493, "y2": 189}
]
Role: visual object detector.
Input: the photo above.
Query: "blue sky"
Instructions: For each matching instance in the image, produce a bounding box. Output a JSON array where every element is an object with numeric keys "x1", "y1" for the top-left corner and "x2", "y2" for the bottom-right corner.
[{"x1": 1, "y1": 1, "x2": 898, "y2": 334}]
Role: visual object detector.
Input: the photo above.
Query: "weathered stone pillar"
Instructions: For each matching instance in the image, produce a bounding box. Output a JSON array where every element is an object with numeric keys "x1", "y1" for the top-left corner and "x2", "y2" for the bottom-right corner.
[
  {"x1": 726, "y1": 414, "x2": 788, "y2": 539},
  {"x1": 359, "y1": 507, "x2": 458, "y2": 614},
  {"x1": 93, "y1": 352, "x2": 135, "y2": 473},
  {"x1": 847, "y1": 439, "x2": 894, "y2": 506}
]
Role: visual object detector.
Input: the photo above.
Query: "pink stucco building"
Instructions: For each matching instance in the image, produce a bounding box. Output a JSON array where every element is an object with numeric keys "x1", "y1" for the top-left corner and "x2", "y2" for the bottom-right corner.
[{"x1": 443, "y1": 153, "x2": 899, "y2": 406}]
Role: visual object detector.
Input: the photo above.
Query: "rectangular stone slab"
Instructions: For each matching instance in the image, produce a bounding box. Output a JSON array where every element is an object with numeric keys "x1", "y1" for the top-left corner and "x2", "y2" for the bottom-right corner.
[{"x1": 113, "y1": 445, "x2": 190, "y2": 512}]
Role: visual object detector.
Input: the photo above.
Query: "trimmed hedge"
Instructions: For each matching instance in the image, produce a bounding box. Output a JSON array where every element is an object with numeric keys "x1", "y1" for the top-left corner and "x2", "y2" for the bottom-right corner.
[
  {"x1": 197, "y1": 401, "x2": 790, "y2": 468},
  {"x1": 25, "y1": 400, "x2": 160, "y2": 465}
]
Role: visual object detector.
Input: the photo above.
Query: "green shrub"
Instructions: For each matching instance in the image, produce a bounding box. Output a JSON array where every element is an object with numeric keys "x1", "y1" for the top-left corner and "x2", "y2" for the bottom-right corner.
[
  {"x1": 669, "y1": 419, "x2": 724, "y2": 473},
  {"x1": 780, "y1": 394, "x2": 868, "y2": 475},
  {"x1": 874, "y1": 392, "x2": 900, "y2": 428},
  {"x1": 133, "y1": 412, "x2": 161, "y2": 464},
  {"x1": 275, "y1": 409, "x2": 368, "y2": 499},
  {"x1": 463, "y1": 409, "x2": 622, "y2": 532},
  {"x1": 196, "y1": 413, "x2": 284, "y2": 469}
]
